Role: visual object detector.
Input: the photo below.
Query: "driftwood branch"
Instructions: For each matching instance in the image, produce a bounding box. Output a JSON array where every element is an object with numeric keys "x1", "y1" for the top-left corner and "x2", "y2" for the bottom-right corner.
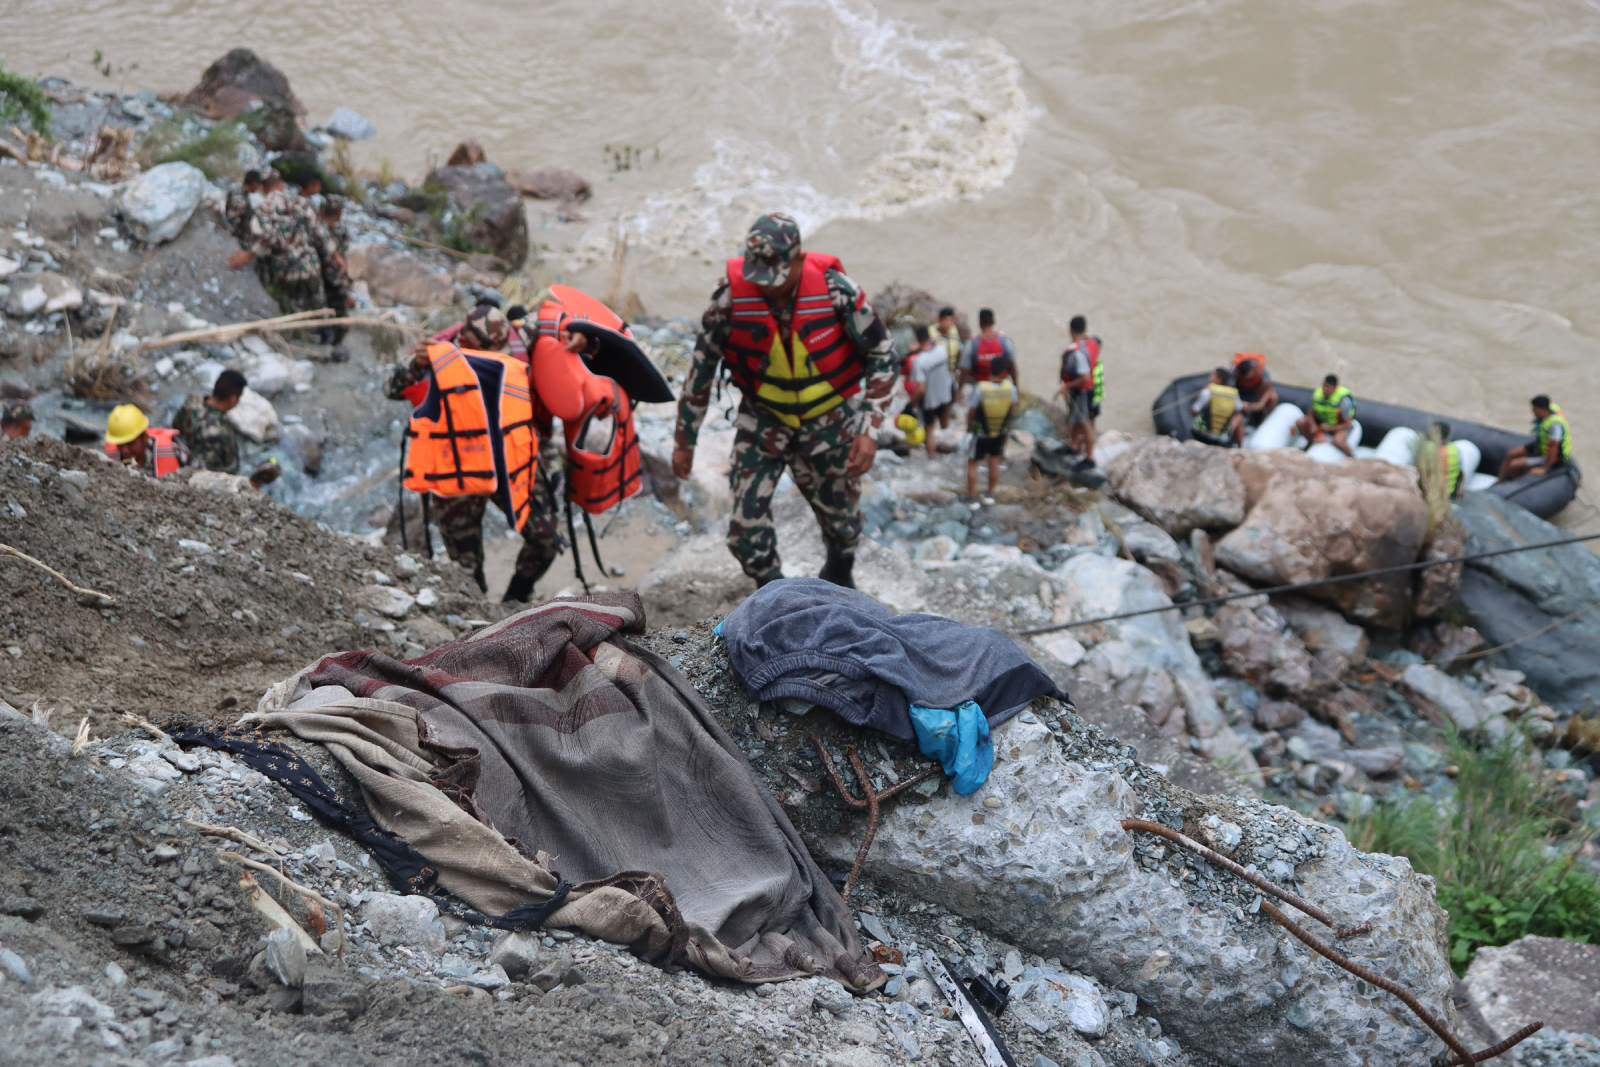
[
  {"x1": 119, "y1": 712, "x2": 171, "y2": 743},
  {"x1": 185, "y1": 819, "x2": 287, "y2": 878},
  {"x1": 0, "y1": 542, "x2": 115, "y2": 602},
  {"x1": 137, "y1": 309, "x2": 335, "y2": 351},
  {"x1": 217, "y1": 849, "x2": 346, "y2": 959}
]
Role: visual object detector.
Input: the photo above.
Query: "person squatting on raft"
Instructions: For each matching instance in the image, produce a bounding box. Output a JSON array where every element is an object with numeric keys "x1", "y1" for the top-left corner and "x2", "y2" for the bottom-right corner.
[
  {"x1": 672, "y1": 213, "x2": 897, "y2": 590},
  {"x1": 385, "y1": 303, "x2": 564, "y2": 601},
  {"x1": 1295, "y1": 373, "x2": 1357, "y2": 457},
  {"x1": 1498, "y1": 395, "x2": 1573, "y2": 483},
  {"x1": 1191, "y1": 366, "x2": 1243, "y2": 447},
  {"x1": 1232, "y1": 351, "x2": 1279, "y2": 429},
  {"x1": 1058, "y1": 314, "x2": 1103, "y2": 469},
  {"x1": 966, "y1": 360, "x2": 1018, "y2": 506}
]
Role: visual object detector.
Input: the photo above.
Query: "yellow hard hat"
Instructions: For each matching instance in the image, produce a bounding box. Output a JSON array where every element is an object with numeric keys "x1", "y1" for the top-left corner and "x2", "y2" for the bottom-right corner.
[{"x1": 105, "y1": 404, "x2": 150, "y2": 445}]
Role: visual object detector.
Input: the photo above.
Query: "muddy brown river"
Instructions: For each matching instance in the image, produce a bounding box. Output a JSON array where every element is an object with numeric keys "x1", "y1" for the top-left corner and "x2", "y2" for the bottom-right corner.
[{"x1": 8, "y1": 0, "x2": 1600, "y2": 510}]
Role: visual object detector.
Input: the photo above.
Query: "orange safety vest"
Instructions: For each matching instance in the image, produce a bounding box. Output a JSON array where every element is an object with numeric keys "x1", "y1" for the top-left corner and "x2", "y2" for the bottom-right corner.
[
  {"x1": 1232, "y1": 351, "x2": 1267, "y2": 393},
  {"x1": 721, "y1": 252, "x2": 864, "y2": 426},
  {"x1": 529, "y1": 291, "x2": 644, "y2": 514},
  {"x1": 403, "y1": 343, "x2": 539, "y2": 532},
  {"x1": 105, "y1": 427, "x2": 182, "y2": 477}
]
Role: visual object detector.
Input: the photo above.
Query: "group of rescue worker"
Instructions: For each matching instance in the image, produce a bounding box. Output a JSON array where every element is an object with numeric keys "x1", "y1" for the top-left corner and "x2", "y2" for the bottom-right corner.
[
  {"x1": 1188, "y1": 353, "x2": 1573, "y2": 497},
  {"x1": 224, "y1": 168, "x2": 352, "y2": 354}
]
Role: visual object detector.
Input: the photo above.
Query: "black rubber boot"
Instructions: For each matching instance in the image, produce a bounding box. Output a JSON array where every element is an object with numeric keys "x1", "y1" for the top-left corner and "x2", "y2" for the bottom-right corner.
[
  {"x1": 818, "y1": 549, "x2": 855, "y2": 589},
  {"x1": 471, "y1": 563, "x2": 487, "y2": 594},
  {"x1": 754, "y1": 570, "x2": 784, "y2": 589},
  {"x1": 502, "y1": 573, "x2": 536, "y2": 604}
]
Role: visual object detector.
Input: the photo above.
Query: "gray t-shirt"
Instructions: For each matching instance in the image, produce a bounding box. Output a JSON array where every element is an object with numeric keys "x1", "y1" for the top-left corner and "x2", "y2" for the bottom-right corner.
[{"x1": 909, "y1": 346, "x2": 954, "y2": 408}]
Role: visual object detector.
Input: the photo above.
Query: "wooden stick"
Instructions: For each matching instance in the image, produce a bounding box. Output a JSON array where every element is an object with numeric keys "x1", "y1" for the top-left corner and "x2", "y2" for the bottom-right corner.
[
  {"x1": 0, "y1": 542, "x2": 115, "y2": 601},
  {"x1": 185, "y1": 819, "x2": 287, "y2": 873},
  {"x1": 218, "y1": 850, "x2": 346, "y2": 960},
  {"x1": 119, "y1": 712, "x2": 171, "y2": 743},
  {"x1": 387, "y1": 231, "x2": 473, "y2": 261},
  {"x1": 137, "y1": 309, "x2": 336, "y2": 351}
]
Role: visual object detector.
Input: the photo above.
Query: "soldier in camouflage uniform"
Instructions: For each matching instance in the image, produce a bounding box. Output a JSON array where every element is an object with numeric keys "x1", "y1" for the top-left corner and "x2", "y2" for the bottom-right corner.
[
  {"x1": 672, "y1": 214, "x2": 896, "y2": 588},
  {"x1": 384, "y1": 304, "x2": 562, "y2": 599},
  {"x1": 226, "y1": 172, "x2": 330, "y2": 315},
  {"x1": 317, "y1": 195, "x2": 352, "y2": 353},
  {"x1": 223, "y1": 169, "x2": 264, "y2": 244},
  {"x1": 172, "y1": 370, "x2": 247, "y2": 475}
]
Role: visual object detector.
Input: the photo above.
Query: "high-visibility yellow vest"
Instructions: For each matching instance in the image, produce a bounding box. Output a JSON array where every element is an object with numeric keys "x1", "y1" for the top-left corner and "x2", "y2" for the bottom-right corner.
[
  {"x1": 1195, "y1": 384, "x2": 1239, "y2": 435},
  {"x1": 1311, "y1": 384, "x2": 1354, "y2": 427},
  {"x1": 1440, "y1": 442, "x2": 1461, "y2": 496},
  {"x1": 975, "y1": 382, "x2": 1015, "y2": 438},
  {"x1": 1535, "y1": 405, "x2": 1573, "y2": 462}
]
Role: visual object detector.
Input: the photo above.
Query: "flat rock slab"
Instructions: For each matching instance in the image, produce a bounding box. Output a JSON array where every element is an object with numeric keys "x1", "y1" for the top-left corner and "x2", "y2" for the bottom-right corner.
[{"x1": 1463, "y1": 935, "x2": 1600, "y2": 1041}]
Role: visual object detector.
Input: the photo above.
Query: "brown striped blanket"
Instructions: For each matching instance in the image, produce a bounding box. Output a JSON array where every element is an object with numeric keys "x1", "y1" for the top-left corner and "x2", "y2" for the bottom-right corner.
[{"x1": 248, "y1": 592, "x2": 880, "y2": 989}]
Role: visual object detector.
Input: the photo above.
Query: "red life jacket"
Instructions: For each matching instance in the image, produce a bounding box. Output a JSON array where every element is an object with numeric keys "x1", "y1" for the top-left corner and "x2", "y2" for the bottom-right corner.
[
  {"x1": 722, "y1": 252, "x2": 863, "y2": 428},
  {"x1": 972, "y1": 333, "x2": 1009, "y2": 382},
  {"x1": 104, "y1": 427, "x2": 182, "y2": 477},
  {"x1": 1232, "y1": 351, "x2": 1267, "y2": 392}
]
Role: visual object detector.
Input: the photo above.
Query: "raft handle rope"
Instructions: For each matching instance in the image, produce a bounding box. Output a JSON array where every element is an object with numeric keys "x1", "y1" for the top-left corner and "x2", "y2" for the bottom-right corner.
[{"x1": 1020, "y1": 531, "x2": 1600, "y2": 636}]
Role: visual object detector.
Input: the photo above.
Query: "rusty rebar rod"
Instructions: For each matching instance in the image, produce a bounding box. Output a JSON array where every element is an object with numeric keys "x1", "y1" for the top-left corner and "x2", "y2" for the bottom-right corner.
[
  {"x1": 812, "y1": 737, "x2": 940, "y2": 902},
  {"x1": 1260, "y1": 899, "x2": 1479, "y2": 1064},
  {"x1": 1121, "y1": 818, "x2": 1336, "y2": 926},
  {"x1": 1442, "y1": 1022, "x2": 1545, "y2": 1066}
]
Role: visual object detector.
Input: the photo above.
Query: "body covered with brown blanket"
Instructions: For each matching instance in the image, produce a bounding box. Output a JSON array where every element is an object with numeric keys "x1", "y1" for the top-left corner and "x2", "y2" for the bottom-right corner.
[{"x1": 248, "y1": 593, "x2": 882, "y2": 989}]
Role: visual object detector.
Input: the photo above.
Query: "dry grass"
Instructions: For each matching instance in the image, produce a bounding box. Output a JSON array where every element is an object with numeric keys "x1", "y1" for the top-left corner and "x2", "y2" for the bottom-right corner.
[{"x1": 64, "y1": 349, "x2": 150, "y2": 404}]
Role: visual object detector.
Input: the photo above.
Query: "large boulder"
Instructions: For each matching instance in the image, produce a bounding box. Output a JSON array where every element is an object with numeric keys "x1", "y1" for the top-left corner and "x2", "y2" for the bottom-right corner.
[
  {"x1": 184, "y1": 49, "x2": 307, "y2": 151},
  {"x1": 819, "y1": 715, "x2": 1457, "y2": 1067},
  {"x1": 506, "y1": 168, "x2": 592, "y2": 202},
  {"x1": 1462, "y1": 935, "x2": 1600, "y2": 1043},
  {"x1": 120, "y1": 162, "x2": 208, "y2": 245},
  {"x1": 346, "y1": 244, "x2": 455, "y2": 308},
  {"x1": 1453, "y1": 492, "x2": 1600, "y2": 710},
  {"x1": 1215, "y1": 450, "x2": 1427, "y2": 628},
  {"x1": 1105, "y1": 436, "x2": 1246, "y2": 539},
  {"x1": 423, "y1": 163, "x2": 529, "y2": 266},
  {"x1": 1052, "y1": 553, "x2": 1260, "y2": 783}
]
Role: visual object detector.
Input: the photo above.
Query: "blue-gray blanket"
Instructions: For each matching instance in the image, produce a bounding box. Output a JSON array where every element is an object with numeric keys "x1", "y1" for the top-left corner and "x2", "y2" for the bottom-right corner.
[{"x1": 719, "y1": 578, "x2": 1062, "y2": 739}]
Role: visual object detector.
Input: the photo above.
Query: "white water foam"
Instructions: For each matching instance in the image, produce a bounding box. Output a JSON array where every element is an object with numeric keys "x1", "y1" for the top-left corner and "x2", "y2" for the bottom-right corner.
[{"x1": 582, "y1": 0, "x2": 1031, "y2": 262}]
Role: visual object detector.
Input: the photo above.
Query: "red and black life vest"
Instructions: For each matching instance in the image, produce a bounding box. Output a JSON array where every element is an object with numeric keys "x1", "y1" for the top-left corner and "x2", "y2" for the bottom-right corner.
[
  {"x1": 722, "y1": 252, "x2": 863, "y2": 428},
  {"x1": 971, "y1": 333, "x2": 1009, "y2": 382}
]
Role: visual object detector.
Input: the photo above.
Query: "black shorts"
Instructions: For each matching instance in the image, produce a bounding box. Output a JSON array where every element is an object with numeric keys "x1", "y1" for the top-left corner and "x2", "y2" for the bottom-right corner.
[
  {"x1": 969, "y1": 435, "x2": 1006, "y2": 460},
  {"x1": 917, "y1": 401, "x2": 950, "y2": 423}
]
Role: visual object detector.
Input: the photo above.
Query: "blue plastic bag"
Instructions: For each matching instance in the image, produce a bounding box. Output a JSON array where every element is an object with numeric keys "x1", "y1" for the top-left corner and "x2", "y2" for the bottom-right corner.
[{"x1": 909, "y1": 700, "x2": 993, "y2": 796}]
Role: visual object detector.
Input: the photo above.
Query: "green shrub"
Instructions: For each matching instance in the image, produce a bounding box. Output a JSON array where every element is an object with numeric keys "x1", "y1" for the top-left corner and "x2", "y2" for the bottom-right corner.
[
  {"x1": 136, "y1": 119, "x2": 249, "y2": 180},
  {"x1": 0, "y1": 63, "x2": 52, "y2": 138},
  {"x1": 1347, "y1": 730, "x2": 1600, "y2": 971}
]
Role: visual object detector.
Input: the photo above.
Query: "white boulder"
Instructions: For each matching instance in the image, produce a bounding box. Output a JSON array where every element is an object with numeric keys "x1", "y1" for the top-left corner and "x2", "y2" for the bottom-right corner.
[
  {"x1": 225, "y1": 387, "x2": 282, "y2": 443},
  {"x1": 120, "y1": 162, "x2": 208, "y2": 245}
]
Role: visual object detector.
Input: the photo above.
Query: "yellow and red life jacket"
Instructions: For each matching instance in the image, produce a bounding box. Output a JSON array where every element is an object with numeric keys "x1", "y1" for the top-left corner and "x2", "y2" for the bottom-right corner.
[
  {"x1": 721, "y1": 252, "x2": 863, "y2": 428},
  {"x1": 529, "y1": 291, "x2": 644, "y2": 514},
  {"x1": 1232, "y1": 351, "x2": 1267, "y2": 393},
  {"x1": 104, "y1": 427, "x2": 182, "y2": 477},
  {"x1": 403, "y1": 343, "x2": 539, "y2": 532}
]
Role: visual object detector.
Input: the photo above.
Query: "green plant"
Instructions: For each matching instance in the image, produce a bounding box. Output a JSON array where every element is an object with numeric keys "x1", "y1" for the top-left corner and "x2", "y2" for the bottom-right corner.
[
  {"x1": 135, "y1": 118, "x2": 249, "y2": 180},
  {"x1": 440, "y1": 202, "x2": 491, "y2": 256},
  {"x1": 1347, "y1": 730, "x2": 1600, "y2": 971},
  {"x1": 0, "y1": 62, "x2": 52, "y2": 138}
]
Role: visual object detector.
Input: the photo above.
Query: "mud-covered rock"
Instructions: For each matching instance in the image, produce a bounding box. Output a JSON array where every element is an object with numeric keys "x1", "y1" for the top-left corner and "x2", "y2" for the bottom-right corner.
[
  {"x1": 1105, "y1": 436, "x2": 1246, "y2": 539},
  {"x1": 423, "y1": 163, "x2": 528, "y2": 266},
  {"x1": 1217, "y1": 451, "x2": 1427, "y2": 629}
]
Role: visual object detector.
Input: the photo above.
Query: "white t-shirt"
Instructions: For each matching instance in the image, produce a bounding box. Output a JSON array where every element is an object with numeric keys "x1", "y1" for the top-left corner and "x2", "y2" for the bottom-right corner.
[{"x1": 909, "y1": 346, "x2": 954, "y2": 408}]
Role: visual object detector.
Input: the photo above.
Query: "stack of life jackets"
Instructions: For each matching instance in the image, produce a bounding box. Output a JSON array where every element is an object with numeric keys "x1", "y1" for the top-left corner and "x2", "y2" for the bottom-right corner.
[
  {"x1": 103, "y1": 428, "x2": 182, "y2": 476},
  {"x1": 721, "y1": 252, "x2": 864, "y2": 428},
  {"x1": 402, "y1": 343, "x2": 539, "y2": 531}
]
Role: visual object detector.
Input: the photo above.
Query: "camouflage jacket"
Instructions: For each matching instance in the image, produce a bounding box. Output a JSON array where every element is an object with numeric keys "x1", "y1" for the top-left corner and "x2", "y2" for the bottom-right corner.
[
  {"x1": 171, "y1": 393, "x2": 241, "y2": 475},
  {"x1": 247, "y1": 191, "x2": 329, "y2": 286},
  {"x1": 223, "y1": 189, "x2": 256, "y2": 244},
  {"x1": 674, "y1": 266, "x2": 896, "y2": 449}
]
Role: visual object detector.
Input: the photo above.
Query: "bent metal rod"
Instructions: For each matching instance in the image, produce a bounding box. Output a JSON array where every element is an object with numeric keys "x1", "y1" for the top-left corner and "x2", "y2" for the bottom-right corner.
[{"x1": 1019, "y1": 530, "x2": 1600, "y2": 637}]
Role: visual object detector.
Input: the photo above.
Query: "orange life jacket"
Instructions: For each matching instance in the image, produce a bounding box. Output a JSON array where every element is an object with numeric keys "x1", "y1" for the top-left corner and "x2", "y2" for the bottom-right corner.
[
  {"x1": 721, "y1": 252, "x2": 863, "y2": 426},
  {"x1": 1232, "y1": 351, "x2": 1267, "y2": 392},
  {"x1": 402, "y1": 343, "x2": 539, "y2": 531},
  {"x1": 972, "y1": 333, "x2": 1011, "y2": 383},
  {"x1": 528, "y1": 290, "x2": 643, "y2": 514},
  {"x1": 104, "y1": 427, "x2": 182, "y2": 477}
]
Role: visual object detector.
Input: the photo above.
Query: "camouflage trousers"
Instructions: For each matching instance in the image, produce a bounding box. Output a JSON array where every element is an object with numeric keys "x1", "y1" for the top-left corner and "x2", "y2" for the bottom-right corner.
[
  {"x1": 727, "y1": 402, "x2": 862, "y2": 583},
  {"x1": 262, "y1": 274, "x2": 326, "y2": 317},
  {"x1": 431, "y1": 494, "x2": 561, "y2": 593}
]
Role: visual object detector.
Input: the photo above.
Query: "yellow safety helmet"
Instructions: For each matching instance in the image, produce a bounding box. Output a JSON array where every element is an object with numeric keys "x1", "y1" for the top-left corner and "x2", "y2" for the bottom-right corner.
[{"x1": 105, "y1": 404, "x2": 150, "y2": 445}]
